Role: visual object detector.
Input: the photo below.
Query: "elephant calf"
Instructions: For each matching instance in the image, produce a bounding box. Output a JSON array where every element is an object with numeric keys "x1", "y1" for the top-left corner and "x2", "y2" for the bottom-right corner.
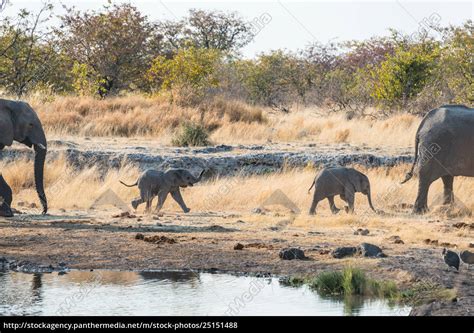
[
  {"x1": 308, "y1": 167, "x2": 376, "y2": 215},
  {"x1": 120, "y1": 168, "x2": 204, "y2": 213},
  {"x1": 0, "y1": 174, "x2": 13, "y2": 217}
]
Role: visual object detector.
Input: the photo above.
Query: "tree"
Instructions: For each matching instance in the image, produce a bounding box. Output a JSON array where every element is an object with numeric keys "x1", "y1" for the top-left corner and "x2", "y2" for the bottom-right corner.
[
  {"x1": 57, "y1": 3, "x2": 162, "y2": 96},
  {"x1": 158, "y1": 9, "x2": 253, "y2": 54},
  {"x1": 0, "y1": 3, "x2": 62, "y2": 97},
  {"x1": 369, "y1": 41, "x2": 440, "y2": 109},
  {"x1": 147, "y1": 47, "x2": 223, "y2": 105}
]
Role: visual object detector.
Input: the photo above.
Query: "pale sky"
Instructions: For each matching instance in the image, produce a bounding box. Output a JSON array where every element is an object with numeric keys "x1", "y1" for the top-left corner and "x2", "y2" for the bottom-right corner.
[{"x1": 2, "y1": 1, "x2": 473, "y2": 58}]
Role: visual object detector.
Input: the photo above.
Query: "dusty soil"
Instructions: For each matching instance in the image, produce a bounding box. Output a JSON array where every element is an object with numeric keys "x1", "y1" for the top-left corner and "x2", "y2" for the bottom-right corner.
[{"x1": 1, "y1": 206, "x2": 472, "y2": 316}]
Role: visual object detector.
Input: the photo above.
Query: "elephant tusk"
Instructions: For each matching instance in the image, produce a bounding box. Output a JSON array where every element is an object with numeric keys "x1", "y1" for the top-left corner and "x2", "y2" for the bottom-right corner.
[{"x1": 36, "y1": 143, "x2": 46, "y2": 150}]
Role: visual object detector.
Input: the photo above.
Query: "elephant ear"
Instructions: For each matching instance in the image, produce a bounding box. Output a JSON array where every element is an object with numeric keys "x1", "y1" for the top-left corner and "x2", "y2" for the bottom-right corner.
[
  {"x1": 347, "y1": 175, "x2": 363, "y2": 193},
  {"x1": 0, "y1": 104, "x2": 14, "y2": 147},
  {"x1": 169, "y1": 169, "x2": 184, "y2": 186}
]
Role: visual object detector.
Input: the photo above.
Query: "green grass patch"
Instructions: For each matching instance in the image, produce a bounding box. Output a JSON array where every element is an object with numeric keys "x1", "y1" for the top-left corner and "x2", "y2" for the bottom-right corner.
[
  {"x1": 281, "y1": 267, "x2": 457, "y2": 307},
  {"x1": 172, "y1": 122, "x2": 210, "y2": 147}
]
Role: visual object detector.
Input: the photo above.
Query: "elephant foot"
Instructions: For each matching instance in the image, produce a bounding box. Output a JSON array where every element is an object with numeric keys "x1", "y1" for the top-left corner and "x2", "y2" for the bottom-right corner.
[
  {"x1": 131, "y1": 201, "x2": 139, "y2": 210},
  {"x1": 308, "y1": 210, "x2": 315, "y2": 216},
  {"x1": 183, "y1": 208, "x2": 190, "y2": 213},
  {"x1": 0, "y1": 209, "x2": 13, "y2": 217},
  {"x1": 330, "y1": 208, "x2": 340, "y2": 215},
  {"x1": 413, "y1": 205, "x2": 429, "y2": 214}
]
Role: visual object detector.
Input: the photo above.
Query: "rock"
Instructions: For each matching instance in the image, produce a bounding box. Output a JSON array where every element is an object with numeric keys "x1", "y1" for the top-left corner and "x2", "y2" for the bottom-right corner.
[
  {"x1": 332, "y1": 246, "x2": 357, "y2": 259},
  {"x1": 234, "y1": 243, "x2": 244, "y2": 250},
  {"x1": 354, "y1": 228, "x2": 369, "y2": 235},
  {"x1": 357, "y1": 243, "x2": 386, "y2": 258},
  {"x1": 279, "y1": 248, "x2": 306, "y2": 260},
  {"x1": 29, "y1": 202, "x2": 37, "y2": 208},
  {"x1": 469, "y1": 243, "x2": 474, "y2": 248},
  {"x1": 135, "y1": 233, "x2": 145, "y2": 240}
]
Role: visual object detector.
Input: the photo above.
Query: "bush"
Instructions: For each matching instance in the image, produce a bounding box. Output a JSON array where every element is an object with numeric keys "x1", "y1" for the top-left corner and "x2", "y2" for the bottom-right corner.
[
  {"x1": 307, "y1": 267, "x2": 398, "y2": 298},
  {"x1": 172, "y1": 122, "x2": 210, "y2": 147},
  {"x1": 147, "y1": 47, "x2": 223, "y2": 106}
]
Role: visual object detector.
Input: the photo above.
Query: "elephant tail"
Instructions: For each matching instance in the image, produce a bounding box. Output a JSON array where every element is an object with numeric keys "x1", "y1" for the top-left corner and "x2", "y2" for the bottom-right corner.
[
  {"x1": 120, "y1": 180, "x2": 138, "y2": 187},
  {"x1": 307, "y1": 180, "x2": 315, "y2": 193},
  {"x1": 367, "y1": 188, "x2": 376, "y2": 213},
  {"x1": 401, "y1": 135, "x2": 419, "y2": 184}
]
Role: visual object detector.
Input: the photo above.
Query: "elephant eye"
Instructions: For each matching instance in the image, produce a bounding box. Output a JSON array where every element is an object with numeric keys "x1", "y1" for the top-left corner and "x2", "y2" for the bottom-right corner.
[{"x1": 28, "y1": 123, "x2": 34, "y2": 128}]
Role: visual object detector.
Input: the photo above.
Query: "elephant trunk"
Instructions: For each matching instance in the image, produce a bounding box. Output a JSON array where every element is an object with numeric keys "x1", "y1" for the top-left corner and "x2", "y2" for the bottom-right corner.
[
  {"x1": 34, "y1": 144, "x2": 47, "y2": 214},
  {"x1": 366, "y1": 188, "x2": 376, "y2": 213}
]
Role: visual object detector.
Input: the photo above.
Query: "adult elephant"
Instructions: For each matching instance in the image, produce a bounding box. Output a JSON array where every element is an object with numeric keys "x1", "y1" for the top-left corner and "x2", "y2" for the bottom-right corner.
[
  {"x1": 0, "y1": 99, "x2": 48, "y2": 216},
  {"x1": 402, "y1": 104, "x2": 474, "y2": 214}
]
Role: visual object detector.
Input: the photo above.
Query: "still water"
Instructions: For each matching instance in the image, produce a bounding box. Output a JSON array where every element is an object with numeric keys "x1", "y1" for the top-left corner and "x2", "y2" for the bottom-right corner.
[{"x1": 0, "y1": 270, "x2": 411, "y2": 316}]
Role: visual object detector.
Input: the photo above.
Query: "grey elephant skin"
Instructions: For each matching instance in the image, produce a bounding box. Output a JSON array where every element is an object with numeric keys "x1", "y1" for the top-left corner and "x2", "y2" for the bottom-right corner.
[
  {"x1": 308, "y1": 167, "x2": 376, "y2": 215},
  {"x1": 0, "y1": 99, "x2": 47, "y2": 215},
  {"x1": 0, "y1": 174, "x2": 13, "y2": 217},
  {"x1": 121, "y1": 168, "x2": 205, "y2": 213},
  {"x1": 402, "y1": 105, "x2": 474, "y2": 214}
]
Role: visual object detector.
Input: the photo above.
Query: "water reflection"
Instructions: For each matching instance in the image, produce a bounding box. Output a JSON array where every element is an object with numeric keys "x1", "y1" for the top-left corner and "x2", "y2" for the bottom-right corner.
[{"x1": 0, "y1": 270, "x2": 410, "y2": 316}]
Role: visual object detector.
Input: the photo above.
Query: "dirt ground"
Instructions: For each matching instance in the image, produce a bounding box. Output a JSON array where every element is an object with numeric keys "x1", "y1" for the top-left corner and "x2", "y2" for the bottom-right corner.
[{"x1": 1, "y1": 206, "x2": 473, "y2": 316}]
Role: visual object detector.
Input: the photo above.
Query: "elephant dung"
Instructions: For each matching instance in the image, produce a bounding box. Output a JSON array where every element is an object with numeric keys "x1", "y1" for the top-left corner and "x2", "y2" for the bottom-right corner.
[{"x1": 279, "y1": 248, "x2": 306, "y2": 260}]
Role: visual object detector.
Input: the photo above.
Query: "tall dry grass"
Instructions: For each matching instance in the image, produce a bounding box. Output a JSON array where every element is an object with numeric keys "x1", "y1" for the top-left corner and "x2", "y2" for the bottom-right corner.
[
  {"x1": 22, "y1": 94, "x2": 421, "y2": 148},
  {"x1": 27, "y1": 95, "x2": 266, "y2": 139},
  {"x1": 2, "y1": 156, "x2": 472, "y2": 220}
]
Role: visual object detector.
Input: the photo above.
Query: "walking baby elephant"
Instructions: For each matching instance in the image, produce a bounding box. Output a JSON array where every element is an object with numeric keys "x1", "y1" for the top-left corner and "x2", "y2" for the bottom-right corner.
[
  {"x1": 308, "y1": 167, "x2": 376, "y2": 215},
  {"x1": 120, "y1": 168, "x2": 205, "y2": 213}
]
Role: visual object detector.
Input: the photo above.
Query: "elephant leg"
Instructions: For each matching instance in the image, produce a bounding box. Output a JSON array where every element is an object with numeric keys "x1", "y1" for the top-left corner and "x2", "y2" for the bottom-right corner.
[
  {"x1": 344, "y1": 188, "x2": 355, "y2": 214},
  {"x1": 155, "y1": 191, "x2": 169, "y2": 213},
  {"x1": 413, "y1": 177, "x2": 434, "y2": 214},
  {"x1": 441, "y1": 175, "x2": 454, "y2": 205},
  {"x1": 327, "y1": 196, "x2": 340, "y2": 214},
  {"x1": 309, "y1": 192, "x2": 323, "y2": 215},
  {"x1": 145, "y1": 198, "x2": 152, "y2": 213},
  {"x1": 170, "y1": 189, "x2": 190, "y2": 213}
]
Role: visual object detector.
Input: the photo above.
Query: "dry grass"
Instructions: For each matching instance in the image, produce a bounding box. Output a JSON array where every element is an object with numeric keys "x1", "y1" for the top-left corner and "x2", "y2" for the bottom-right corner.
[
  {"x1": 21, "y1": 94, "x2": 421, "y2": 148},
  {"x1": 26, "y1": 95, "x2": 266, "y2": 140},
  {"x1": 3, "y1": 156, "x2": 472, "y2": 223}
]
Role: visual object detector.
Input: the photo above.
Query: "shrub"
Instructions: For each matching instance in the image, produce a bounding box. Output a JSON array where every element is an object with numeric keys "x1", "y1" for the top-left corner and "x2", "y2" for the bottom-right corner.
[
  {"x1": 306, "y1": 267, "x2": 398, "y2": 298},
  {"x1": 172, "y1": 122, "x2": 210, "y2": 147}
]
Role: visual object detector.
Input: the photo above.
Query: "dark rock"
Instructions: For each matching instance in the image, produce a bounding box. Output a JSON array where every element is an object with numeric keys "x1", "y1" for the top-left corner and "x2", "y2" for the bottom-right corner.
[
  {"x1": 279, "y1": 248, "x2": 306, "y2": 260},
  {"x1": 135, "y1": 233, "x2": 144, "y2": 240},
  {"x1": 357, "y1": 243, "x2": 386, "y2": 258},
  {"x1": 332, "y1": 246, "x2": 357, "y2": 259},
  {"x1": 234, "y1": 243, "x2": 244, "y2": 250}
]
